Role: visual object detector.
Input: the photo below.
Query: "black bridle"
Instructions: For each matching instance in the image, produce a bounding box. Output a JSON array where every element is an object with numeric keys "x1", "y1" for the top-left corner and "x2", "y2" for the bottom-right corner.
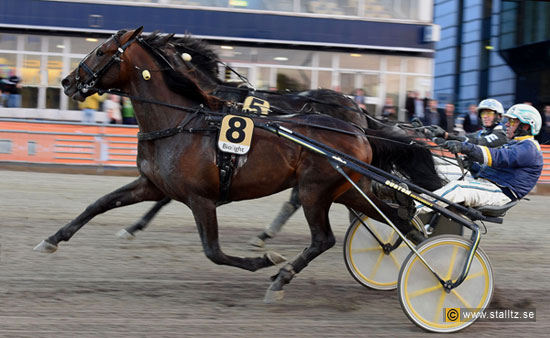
[{"x1": 75, "y1": 32, "x2": 138, "y2": 95}]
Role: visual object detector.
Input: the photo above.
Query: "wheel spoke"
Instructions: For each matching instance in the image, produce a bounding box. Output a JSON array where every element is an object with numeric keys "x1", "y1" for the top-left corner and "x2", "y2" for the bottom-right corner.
[
  {"x1": 389, "y1": 252, "x2": 401, "y2": 269},
  {"x1": 386, "y1": 230, "x2": 396, "y2": 242},
  {"x1": 451, "y1": 289, "x2": 473, "y2": 309},
  {"x1": 370, "y1": 251, "x2": 385, "y2": 279},
  {"x1": 368, "y1": 221, "x2": 384, "y2": 241},
  {"x1": 408, "y1": 283, "x2": 442, "y2": 299},
  {"x1": 445, "y1": 246, "x2": 459, "y2": 279},
  {"x1": 433, "y1": 289, "x2": 447, "y2": 323},
  {"x1": 351, "y1": 246, "x2": 381, "y2": 254},
  {"x1": 464, "y1": 270, "x2": 484, "y2": 282}
]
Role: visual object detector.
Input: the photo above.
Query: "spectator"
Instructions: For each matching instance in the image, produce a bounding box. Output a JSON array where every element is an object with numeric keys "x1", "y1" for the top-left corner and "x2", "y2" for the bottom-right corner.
[
  {"x1": 353, "y1": 88, "x2": 367, "y2": 110},
  {"x1": 104, "y1": 94, "x2": 122, "y2": 124},
  {"x1": 405, "y1": 90, "x2": 427, "y2": 123},
  {"x1": 405, "y1": 91, "x2": 423, "y2": 122},
  {"x1": 462, "y1": 104, "x2": 482, "y2": 133},
  {"x1": 78, "y1": 93, "x2": 103, "y2": 124},
  {"x1": 381, "y1": 96, "x2": 397, "y2": 121},
  {"x1": 442, "y1": 103, "x2": 456, "y2": 133},
  {"x1": 424, "y1": 99, "x2": 444, "y2": 127},
  {"x1": 423, "y1": 91, "x2": 431, "y2": 111},
  {"x1": 1, "y1": 75, "x2": 22, "y2": 108},
  {"x1": 121, "y1": 97, "x2": 137, "y2": 125}
]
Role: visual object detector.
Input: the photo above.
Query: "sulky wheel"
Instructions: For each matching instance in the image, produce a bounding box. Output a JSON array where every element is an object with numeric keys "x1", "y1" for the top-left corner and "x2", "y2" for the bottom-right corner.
[
  {"x1": 343, "y1": 214, "x2": 423, "y2": 290},
  {"x1": 398, "y1": 235, "x2": 494, "y2": 333}
]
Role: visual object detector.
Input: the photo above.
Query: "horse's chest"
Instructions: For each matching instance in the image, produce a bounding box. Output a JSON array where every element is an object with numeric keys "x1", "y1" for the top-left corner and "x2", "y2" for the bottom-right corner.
[{"x1": 136, "y1": 140, "x2": 218, "y2": 195}]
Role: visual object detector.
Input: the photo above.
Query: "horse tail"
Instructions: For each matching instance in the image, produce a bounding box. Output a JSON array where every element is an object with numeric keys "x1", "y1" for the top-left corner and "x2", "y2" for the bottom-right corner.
[{"x1": 365, "y1": 127, "x2": 444, "y2": 191}]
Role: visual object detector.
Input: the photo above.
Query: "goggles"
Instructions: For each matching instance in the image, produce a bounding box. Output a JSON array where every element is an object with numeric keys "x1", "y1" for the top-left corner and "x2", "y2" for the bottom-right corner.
[
  {"x1": 480, "y1": 111, "x2": 495, "y2": 117},
  {"x1": 506, "y1": 118, "x2": 520, "y2": 126}
]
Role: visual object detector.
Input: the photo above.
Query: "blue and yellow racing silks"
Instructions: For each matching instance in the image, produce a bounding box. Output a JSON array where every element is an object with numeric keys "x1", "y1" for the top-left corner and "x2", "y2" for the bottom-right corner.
[{"x1": 465, "y1": 135, "x2": 543, "y2": 199}]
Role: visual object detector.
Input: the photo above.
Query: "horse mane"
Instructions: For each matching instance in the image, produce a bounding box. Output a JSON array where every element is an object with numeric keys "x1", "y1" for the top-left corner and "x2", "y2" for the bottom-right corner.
[
  {"x1": 171, "y1": 36, "x2": 220, "y2": 79},
  {"x1": 365, "y1": 128, "x2": 444, "y2": 191},
  {"x1": 140, "y1": 32, "x2": 222, "y2": 110}
]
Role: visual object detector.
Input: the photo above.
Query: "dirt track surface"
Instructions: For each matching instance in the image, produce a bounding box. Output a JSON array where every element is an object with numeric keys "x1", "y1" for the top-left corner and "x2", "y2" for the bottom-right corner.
[{"x1": 1, "y1": 170, "x2": 549, "y2": 337}]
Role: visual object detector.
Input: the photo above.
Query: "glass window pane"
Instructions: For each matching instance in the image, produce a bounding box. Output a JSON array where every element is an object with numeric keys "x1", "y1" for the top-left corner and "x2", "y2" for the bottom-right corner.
[
  {"x1": 226, "y1": 66, "x2": 249, "y2": 83},
  {"x1": 302, "y1": 0, "x2": 356, "y2": 16},
  {"x1": 255, "y1": 67, "x2": 271, "y2": 90},
  {"x1": 406, "y1": 57, "x2": 432, "y2": 74},
  {"x1": 361, "y1": 0, "x2": 420, "y2": 20},
  {"x1": 22, "y1": 55, "x2": 41, "y2": 85},
  {"x1": 48, "y1": 36, "x2": 66, "y2": 53},
  {"x1": 70, "y1": 37, "x2": 101, "y2": 54},
  {"x1": 216, "y1": 45, "x2": 254, "y2": 63},
  {"x1": 317, "y1": 71, "x2": 332, "y2": 89},
  {"x1": 387, "y1": 56, "x2": 402, "y2": 72},
  {"x1": 363, "y1": 74, "x2": 379, "y2": 97},
  {"x1": 48, "y1": 56, "x2": 63, "y2": 87},
  {"x1": 264, "y1": 0, "x2": 293, "y2": 12},
  {"x1": 257, "y1": 49, "x2": 313, "y2": 67},
  {"x1": 21, "y1": 87, "x2": 38, "y2": 108},
  {"x1": 24, "y1": 35, "x2": 42, "y2": 52},
  {"x1": 0, "y1": 53, "x2": 16, "y2": 78},
  {"x1": 406, "y1": 76, "x2": 432, "y2": 100},
  {"x1": 0, "y1": 34, "x2": 17, "y2": 50},
  {"x1": 340, "y1": 73, "x2": 355, "y2": 95},
  {"x1": 276, "y1": 68, "x2": 311, "y2": 91},
  {"x1": 46, "y1": 87, "x2": 61, "y2": 109},
  {"x1": 318, "y1": 52, "x2": 333, "y2": 68},
  {"x1": 386, "y1": 74, "x2": 401, "y2": 111},
  {"x1": 340, "y1": 53, "x2": 380, "y2": 70}
]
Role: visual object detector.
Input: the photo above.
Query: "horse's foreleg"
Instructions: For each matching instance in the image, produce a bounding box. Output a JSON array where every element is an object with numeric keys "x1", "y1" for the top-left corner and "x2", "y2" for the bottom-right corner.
[
  {"x1": 34, "y1": 176, "x2": 165, "y2": 253},
  {"x1": 190, "y1": 198, "x2": 286, "y2": 272},
  {"x1": 265, "y1": 194, "x2": 334, "y2": 303},
  {"x1": 117, "y1": 196, "x2": 172, "y2": 239}
]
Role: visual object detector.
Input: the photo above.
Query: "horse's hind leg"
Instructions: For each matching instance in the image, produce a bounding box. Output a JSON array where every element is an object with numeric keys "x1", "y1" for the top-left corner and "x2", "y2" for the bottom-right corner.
[
  {"x1": 117, "y1": 196, "x2": 172, "y2": 239},
  {"x1": 34, "y1": 175, "x2": 165, "y2": 253},
  {"x1": 265, "y1": 192, "x2": 334, "y2": 303},
  {"x1": 190, "y1": 197, "x2": 287, "y2": 271}
]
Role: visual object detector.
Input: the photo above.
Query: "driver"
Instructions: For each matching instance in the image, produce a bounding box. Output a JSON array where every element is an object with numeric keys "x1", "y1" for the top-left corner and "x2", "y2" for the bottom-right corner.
[
  {"x1": 417, "y1": 104, "x2": 543, "y2": 213},
  {"x1": 429, "y1": 98, "x2": 507, "y2": 148}
]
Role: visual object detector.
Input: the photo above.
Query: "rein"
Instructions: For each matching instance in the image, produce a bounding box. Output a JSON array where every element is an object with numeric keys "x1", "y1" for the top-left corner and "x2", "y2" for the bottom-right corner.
[{"x1": 75, "y1": 31, "x2": 437, "y2": 151}]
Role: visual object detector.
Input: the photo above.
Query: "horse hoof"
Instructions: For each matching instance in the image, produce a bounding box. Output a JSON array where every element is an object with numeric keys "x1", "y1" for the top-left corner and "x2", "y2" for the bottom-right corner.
[
  {"x1": 116, "y1": 229, "x2": 135, "y2": 240},
  {"x1": 264, "y1": 289, "x2": 285, "y2": 304},
  {"x1": 33, "y1": 240, "x2": 58, "y2": 253},
  {"x1": 248, "y1": 236, "x2": 265, "y2": 248},
  {"x1": 265, "y1": 251, "x2": 287, "y2": 265}
]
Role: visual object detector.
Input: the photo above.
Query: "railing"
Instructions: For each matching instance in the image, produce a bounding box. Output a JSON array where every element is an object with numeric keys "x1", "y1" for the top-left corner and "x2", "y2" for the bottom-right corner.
[
  {"x1": 0, "y1": 119, "x2": 137, "y2": 167},
  {"x1": 1, "y1": 119, "x2": 549, "y2": 184}
]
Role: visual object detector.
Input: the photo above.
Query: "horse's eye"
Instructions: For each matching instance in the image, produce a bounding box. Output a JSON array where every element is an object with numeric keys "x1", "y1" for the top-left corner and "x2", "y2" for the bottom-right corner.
[{"x1": 97, "y1": 50, "x2": 104, "y2": 57}]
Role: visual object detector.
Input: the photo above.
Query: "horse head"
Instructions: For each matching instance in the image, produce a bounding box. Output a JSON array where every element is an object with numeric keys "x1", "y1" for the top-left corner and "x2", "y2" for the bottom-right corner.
[{"x1": 61, "y1": 27, "x2": 144, "y2": 101}]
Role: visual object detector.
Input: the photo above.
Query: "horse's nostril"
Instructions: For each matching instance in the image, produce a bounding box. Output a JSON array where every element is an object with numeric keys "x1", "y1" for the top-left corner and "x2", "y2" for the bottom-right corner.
[{"x1": 61, "y1": 78, "x2": 70, "y2": 89}]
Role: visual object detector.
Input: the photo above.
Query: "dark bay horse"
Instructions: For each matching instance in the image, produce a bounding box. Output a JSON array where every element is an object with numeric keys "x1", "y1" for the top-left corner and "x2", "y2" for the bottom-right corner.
[
  {"x1": 38, "y1": 27, "x2": 436, "y2": 301},
  {"x1": 118, "y1": 32, "x2": 443, "y2": 238}
]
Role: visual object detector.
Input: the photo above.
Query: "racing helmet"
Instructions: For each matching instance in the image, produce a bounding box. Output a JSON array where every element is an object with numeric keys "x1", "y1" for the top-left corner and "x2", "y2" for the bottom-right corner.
[
  {"x1": 477, "y1": 99, "x2": 504, "y2": 125},
  {"x1": 503, "y1": 104, "x2": 542, "y2": 135}
]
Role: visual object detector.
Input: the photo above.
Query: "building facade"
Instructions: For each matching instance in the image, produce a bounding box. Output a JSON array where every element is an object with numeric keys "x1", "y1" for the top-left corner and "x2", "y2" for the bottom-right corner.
[
  {"x1": 0, "y1": 0, "x2": 436, "y2": 120},
  {"x1": 433, "y1": 0, "x2": 550, "y2": 114}
]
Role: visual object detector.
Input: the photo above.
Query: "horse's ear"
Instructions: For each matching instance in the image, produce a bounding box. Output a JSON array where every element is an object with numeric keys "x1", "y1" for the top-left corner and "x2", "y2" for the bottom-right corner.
[{"x1": 131, "y1": 26, "x2": 144, "y2": 39}]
